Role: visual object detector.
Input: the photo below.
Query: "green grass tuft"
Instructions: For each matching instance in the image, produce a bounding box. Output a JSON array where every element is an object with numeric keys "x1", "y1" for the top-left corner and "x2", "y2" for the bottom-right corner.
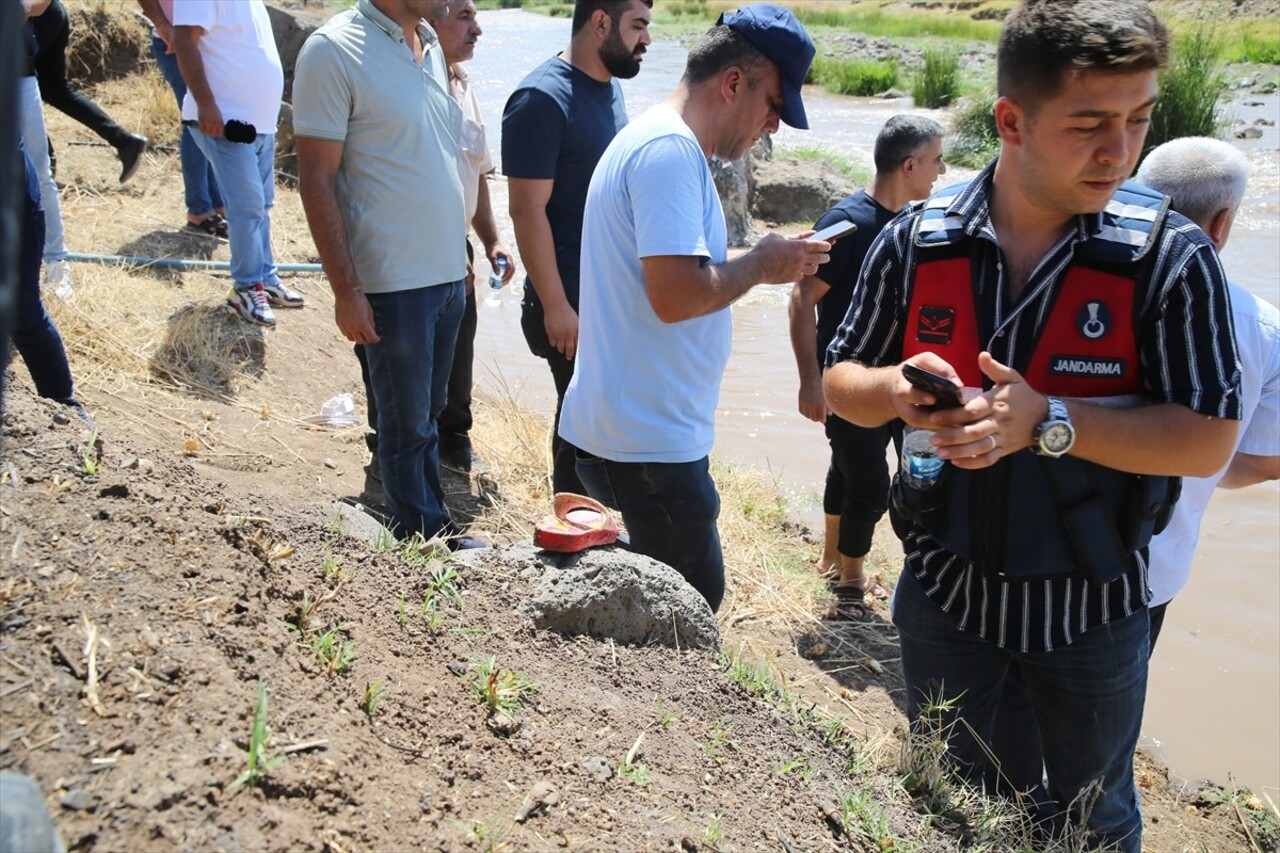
[{"x1": 912, "y1": 48, "x2": 961, "y2": 109}]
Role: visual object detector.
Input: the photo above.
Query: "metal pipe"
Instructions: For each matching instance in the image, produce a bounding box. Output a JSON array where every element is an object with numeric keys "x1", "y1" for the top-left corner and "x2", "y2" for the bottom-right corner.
[{"x1": 64, "y1": 252, "x2": 322, "y2": 273}]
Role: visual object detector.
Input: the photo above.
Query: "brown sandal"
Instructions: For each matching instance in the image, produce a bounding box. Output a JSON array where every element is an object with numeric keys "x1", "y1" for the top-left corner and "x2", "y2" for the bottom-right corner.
[
  {"x1": 185, "y1": 215, "x2": 228, "y2": 239},
  {"x1": 829, "y1": 583, "x2": 868, "y2": 621}
]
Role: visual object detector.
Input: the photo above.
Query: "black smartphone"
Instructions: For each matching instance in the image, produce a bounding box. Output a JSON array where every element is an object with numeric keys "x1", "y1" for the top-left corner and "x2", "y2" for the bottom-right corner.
[
  {"x1": 902, "y1": 363, "x2": 964, "y2": 410},
  {"x1": 224, "y1": 120, "x2": 257, "y2": 144}
]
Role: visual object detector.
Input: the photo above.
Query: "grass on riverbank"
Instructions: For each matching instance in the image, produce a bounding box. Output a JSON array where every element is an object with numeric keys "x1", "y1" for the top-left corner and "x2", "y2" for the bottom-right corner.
[
  {"x1": 808, "y1": 55, "x2": 900, "y2": 96},
  {"x1": 774, "y1": 145, "x2": 873, "y2": 186}
]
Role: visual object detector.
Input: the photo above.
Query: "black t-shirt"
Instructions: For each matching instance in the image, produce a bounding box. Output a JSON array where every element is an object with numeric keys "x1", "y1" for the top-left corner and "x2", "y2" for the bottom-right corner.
[
  {"x1": 811, "y1": 190, "x2": 898, "y2": 362},
  {"x1": 501, "y1": 56, "x2": 627, "y2": 305}
]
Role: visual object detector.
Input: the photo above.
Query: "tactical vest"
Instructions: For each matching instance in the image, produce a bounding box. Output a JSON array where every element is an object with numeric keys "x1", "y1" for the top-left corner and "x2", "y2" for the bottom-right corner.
[{"x1": 891, "y1": 181, "x2": 1180, "y2": 585}]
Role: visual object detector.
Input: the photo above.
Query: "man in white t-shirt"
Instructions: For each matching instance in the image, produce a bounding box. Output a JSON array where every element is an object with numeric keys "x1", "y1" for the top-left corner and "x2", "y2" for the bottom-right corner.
[
  {"x1": 1136, "y1": 136, "x2": 1280, "y2": 647},
  {"x1": 173, "y1": 0, "x2": 303, "y2": 327},
  {"x1": 559, "y1": 4, "x2": 830, "y2": 611}
]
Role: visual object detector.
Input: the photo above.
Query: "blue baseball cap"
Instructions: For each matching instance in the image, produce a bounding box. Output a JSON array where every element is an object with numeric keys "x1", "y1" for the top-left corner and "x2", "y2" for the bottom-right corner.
[{"x1": 716, "y1": 4, "x2": 815, "y2": 130}]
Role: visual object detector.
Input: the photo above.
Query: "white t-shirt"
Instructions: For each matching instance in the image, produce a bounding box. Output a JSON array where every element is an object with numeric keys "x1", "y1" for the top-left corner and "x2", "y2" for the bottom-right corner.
[
  {"x1": 1148, "y1": 284, "x2": 1280, "y2": 606},
  {"x1": 559, "y1": 105, "x2": 730, "y2": 463},
  {"x1": 174, "y1": 0, "x2": 283, "y2": 132}
]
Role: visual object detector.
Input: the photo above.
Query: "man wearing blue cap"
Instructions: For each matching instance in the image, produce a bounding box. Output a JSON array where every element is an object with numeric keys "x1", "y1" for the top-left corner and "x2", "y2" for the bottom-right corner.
[{"x1": 559, "y1": 4, "x2": 830, "y2": 612}]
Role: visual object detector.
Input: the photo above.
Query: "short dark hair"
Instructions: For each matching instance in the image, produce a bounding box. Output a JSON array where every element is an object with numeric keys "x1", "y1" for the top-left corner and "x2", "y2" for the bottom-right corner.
[
  {"x1": 571, "y1": 0, "x2": 653, "y2": 36},
  {"x1": 873, "y1": 115, "x2": 945, "y2": 174},
  {"x1": 681, "y1": 24, "x2": 771, "y2": 87},
  {"x1": 997, "y1": 0, "x2": 1168, "y2": 112}
]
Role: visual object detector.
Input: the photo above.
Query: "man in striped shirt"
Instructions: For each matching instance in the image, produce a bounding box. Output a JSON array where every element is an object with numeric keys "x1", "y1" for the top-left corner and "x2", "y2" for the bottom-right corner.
[{"x1": 822, "y1": 2, "x2": 1241, "y2": 850}]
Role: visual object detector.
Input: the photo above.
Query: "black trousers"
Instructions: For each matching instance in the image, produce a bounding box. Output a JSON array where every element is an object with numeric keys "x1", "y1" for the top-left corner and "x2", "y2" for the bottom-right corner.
[
  {"x1": 520, "y1": 280, "x2": 583, "y2": 494},
  {"x1": 33, "y1": 1, "x2": 133, "y2": 152}
]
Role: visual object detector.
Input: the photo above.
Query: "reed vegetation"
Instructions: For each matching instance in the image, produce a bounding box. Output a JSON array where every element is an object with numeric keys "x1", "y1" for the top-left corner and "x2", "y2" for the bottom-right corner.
[
  {"x1": 809, "y1": 55, "x2": 899, "y2": 97},
  {"x1": 911, "y1": 48, "x2": 961, "y2": 109},
  {"x1": 944, "y1": 90, "x2": 1000, "y2": 169},
  {"x1": 1144, "y1": 31, "x2": 1228, "y2": 162}
]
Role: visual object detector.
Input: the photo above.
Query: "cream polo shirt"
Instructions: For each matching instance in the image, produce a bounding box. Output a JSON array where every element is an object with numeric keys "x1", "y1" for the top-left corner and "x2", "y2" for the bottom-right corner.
[
  {"x1": 292, "y1": 0, "x2": 466, "y2": 292},
  {"x1": 452, "y1": 65, "x2": 494, "y2": 224}
]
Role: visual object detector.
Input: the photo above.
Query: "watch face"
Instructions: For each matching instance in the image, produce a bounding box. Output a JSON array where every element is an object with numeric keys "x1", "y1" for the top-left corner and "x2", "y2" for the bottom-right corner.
[{"x1": 1042, "y1": 422, "x2": 1074, "y2": 454}]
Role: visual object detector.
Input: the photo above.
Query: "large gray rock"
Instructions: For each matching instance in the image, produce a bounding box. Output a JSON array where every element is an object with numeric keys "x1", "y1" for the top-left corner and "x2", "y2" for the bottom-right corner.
[
  {"x1": 711, "y1": 137, "x2": 773, "y2": 246},
  {"x1": 751, "y1": 157, "x2": 854, "y2": 225},
  {"x1": 265, "y1": 5, "x2": 319, "y2": 95},
  {"x1": 492, "y1": 544, "x2": 720, "y2": 651}
]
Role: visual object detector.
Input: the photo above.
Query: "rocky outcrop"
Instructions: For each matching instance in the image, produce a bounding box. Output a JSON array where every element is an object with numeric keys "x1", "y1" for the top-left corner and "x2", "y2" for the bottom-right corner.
[
  {"x1": 750, "y1": 157, "x2": 854, "y2": 225},
  {"x1": 456, "y1": 543, "x2": 721, "y2": 651},
  {"x1": 714, "y1": 135, "x2": 857, "y2": 236}
]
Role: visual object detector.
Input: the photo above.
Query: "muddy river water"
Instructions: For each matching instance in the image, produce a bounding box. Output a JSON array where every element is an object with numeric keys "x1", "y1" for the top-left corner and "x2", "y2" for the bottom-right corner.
[{"x1": 461, "y1": 10, "x2": 1279, "y2": 796}]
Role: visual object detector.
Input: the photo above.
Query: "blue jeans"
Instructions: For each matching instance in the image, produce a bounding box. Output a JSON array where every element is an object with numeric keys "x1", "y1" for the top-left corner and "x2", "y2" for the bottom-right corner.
[
  {"x1": 364, "y1": 282, "x2": 465, "y2": 539},
  {"x1": 188, "y1": 128, "x2": 277, "y2": 290},
  {"x1": 152, "y1": 37, "x2": 222, "y2": 216},
  {"x1": 17, "y1": 76, "x2": 66, "y2": 263},
  {"x1": 894, "y1": 569, "x2": 1148, "y2": 852},
  {"x1": 574, "y1": 452, "x2": 724, "y2": 612},
  {"x1": 8, "y1": 141, "x2": 74, "y2": 401}
]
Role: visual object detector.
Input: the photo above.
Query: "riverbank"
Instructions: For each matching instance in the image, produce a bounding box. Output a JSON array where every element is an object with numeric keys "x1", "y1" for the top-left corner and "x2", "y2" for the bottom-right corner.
[{"x1": 1, "y1": 0, "x2": 1276, "y2": 849}]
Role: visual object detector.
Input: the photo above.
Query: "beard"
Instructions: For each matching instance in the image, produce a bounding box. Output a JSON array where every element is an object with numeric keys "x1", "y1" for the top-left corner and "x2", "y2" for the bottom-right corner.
[{"x1": 599, "y1": 26, "x2": 644, "y2": 79}]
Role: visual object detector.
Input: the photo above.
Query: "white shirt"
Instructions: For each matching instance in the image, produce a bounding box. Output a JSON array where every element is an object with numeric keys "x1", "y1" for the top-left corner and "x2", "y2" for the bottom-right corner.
[
  {"x1": 560, "y1": 105, "x2": 730, "y2": 463},
  {"x1": 452, "y1": 66, "x2": 493, "y2": 224},
  {"x1": 1147, "y1": 284, "x2": 1280, "y2": 606},
  {"x1": 174, "y1": 0, "x2": 283, "y2": 132}
]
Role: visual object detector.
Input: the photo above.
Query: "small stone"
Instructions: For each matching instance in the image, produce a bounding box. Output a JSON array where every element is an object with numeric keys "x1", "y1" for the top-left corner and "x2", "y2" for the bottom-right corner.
[
  {"x1": 59, "y1": 789, "x2": 91, "y2": 811},
  {"x1": 580, "y1": 755, "x2": 612, "y2": 782},
  {"x1": 1236, "y1": 126, "x2": 1264, "y2": 139},
  {"x1": 324, "y1": 458, "x2": 338, "y2": 470},
  {"x1": 52, "y1": 411, "x2": 70, "y2": 426}
]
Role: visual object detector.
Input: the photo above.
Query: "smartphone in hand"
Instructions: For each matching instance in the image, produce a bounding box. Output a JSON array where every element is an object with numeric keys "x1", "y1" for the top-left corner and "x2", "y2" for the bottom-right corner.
[
  {"x1": 902, "y1": 363, "x2": 964, "y2": 410},
  {"x1": 810, "y1": 220, "x2": 857, "y2": 243}
]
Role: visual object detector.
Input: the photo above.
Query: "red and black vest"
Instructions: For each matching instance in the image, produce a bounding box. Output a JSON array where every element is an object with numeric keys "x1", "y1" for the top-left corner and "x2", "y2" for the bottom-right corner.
[{"x1": 890, "y1": 181, "x2": 1179, "y2": 584}]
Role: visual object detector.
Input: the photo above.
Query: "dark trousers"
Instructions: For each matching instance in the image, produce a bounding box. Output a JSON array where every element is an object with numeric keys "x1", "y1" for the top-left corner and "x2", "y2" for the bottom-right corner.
[
  {"x1": 520, "y1": 280, "x2": 583, "y2": 494},
  {"x1": 358, "y1": 247, "x2": 478, "y2": 457},
  {"x1": 895, "y1": 569, "x2": 1148, "y2": 853},
  {"x1": 33, "y1": 2, "x2": 132, "y2": 152},
  {"x1": 575, "y1": 450, "x2": 724, "y2": 612},
  {"x1": 823, "y1": 415, "x2": 896, "y2": 558},
  {"x1": 8, "y1": 141, "x2": 73, "y2": 401},
  {"x1": 990, "y1": 602, "x2": 1170, "y2": 798},
  {"x1": 438, "y1": 243, "x2": 478, "y2": 444},
  {"x1": 362, "y1": 281, "x2": 465, "y2": 539}
]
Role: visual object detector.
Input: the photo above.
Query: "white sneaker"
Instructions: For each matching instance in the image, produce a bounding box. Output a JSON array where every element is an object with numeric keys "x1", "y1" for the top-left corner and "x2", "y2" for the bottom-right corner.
[
  {"x1": 44, "y1": 260, "x2": 74, "y2": 301},
  {"x1": 262, "y1": 281, "x2": 304, "y2": 308},
  {"x1": 227, "y1": 284, "x2": 277, "y2": 327}
]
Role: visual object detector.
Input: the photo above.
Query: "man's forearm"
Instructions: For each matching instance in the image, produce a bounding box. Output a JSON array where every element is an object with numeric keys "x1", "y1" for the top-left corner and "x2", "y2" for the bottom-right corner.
[
  {"x1": 788, "y1": 292, "x2": 821, "y2": 387},
  {"x1": 136, "y1": 0, "x2": 168, "y2": 28},
  {"x1": 510, "y1": 209, "x2": 567, "y2": 307},
  {"x1": 172, "y1": 28, "x2": 215, "y2": 110},
  {"x1": 1066, "y1": 400, "x2": 1237, "y2": 477},
  {"x1": 471, "y1": 175, "x2": 500, "y2": 249},
  {"x1": 823, "y1": 361, "x2": 899, "y2": 427},
  {"x1": 1219, "y1": 452, "x2": 1280, "y2": 488},
  {"x1": 298, "y1": 166, "x2": 360, "y2": 295}
]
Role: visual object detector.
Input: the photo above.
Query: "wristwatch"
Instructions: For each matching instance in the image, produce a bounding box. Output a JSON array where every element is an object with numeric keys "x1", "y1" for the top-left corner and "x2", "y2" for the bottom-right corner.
[{"x1": 1032, "y1": 396, "x2": 1075, "y2": 457}]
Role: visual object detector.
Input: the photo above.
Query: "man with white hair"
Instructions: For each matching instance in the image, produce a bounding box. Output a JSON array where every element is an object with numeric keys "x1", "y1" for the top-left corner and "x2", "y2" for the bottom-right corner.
[{"x1": 1136, "y1": 136, "x2": 1280, "y2": 645}]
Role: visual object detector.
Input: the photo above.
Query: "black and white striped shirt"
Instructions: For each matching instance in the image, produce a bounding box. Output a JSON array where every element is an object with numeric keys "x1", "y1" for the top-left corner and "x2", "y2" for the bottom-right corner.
[{"x1": 826, "y1": 163, "x2": 1242, "y2": 652}]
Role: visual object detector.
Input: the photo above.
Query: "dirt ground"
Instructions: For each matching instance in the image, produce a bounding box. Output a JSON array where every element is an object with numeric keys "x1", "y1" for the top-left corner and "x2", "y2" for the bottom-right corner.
[{"x1": 1, "y1": 1, "x2": 1275, "y2": 850}]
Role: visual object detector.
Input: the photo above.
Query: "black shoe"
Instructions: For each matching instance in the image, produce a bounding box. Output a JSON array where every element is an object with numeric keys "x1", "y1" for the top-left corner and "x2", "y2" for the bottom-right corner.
[
  {"x1": 55, "y1": 398, "x2": 96, "y2": 427},
  {"x1": 445, "y1": 535, "x2": 488, "y2": 552},
  {"x1": 440, "y1": 436, "x2": 488, "y2": 475},
  {"x1": 118, "y1": 135, "x2": 148, "y2": 183}
]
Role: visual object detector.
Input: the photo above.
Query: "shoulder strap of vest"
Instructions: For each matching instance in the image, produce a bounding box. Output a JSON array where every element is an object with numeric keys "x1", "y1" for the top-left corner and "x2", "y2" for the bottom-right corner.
[
  {"x1": 912, "y1": 180, "x2": 970, "y2": 249},
  {"x1": 1080, "y1": 180, "x2": 1170, "y2": 265},
  {"x1": 911, "y1": 178, "x2": 1170, "y2": 266}
]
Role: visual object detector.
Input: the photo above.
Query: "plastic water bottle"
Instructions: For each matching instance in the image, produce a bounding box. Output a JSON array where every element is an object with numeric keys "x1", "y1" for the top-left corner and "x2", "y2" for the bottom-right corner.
[
  {"x1": 484, "y1": 257, "x2": 508, "y2": 307},
  {"x1": 901, "y1": 427, "x2": 945, "y2": 490}
]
